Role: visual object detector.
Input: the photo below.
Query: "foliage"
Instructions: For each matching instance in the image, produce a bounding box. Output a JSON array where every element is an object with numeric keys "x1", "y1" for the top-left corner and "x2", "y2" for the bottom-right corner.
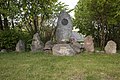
[
  {"x1": 0, "y1": 29, "x2": 19, "y2": 50},
  {"x1": 0, "y1": 0, "x2": 67, "y2": 31},
  {"x1": 19, "y1": 0, "x2": 68, "y2": 41},
  {"x1": 0, "y1": 29, "x2": 32, "y2": 51},
  {"x1": 0, "y1": 0, "x2": 69, "y2": 50},
  {"x1": 74, "y1": 0, "x2": 120, "y2": 49},
  {"x1": 0, "y1": 0, "x2": 20, "y2": 29}
]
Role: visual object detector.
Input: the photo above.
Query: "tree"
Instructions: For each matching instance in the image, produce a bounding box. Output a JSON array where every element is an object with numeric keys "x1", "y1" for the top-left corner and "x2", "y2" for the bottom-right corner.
[
  {"x1": 0, "y1": 14, "x2": 3, "y2": 30},
  {"x1": 19, "y1": 0, "x2": 68, "y2": 42},
  {"x1": 0, "y1": 0, "x2": 20, "y2": 30},
  {"x1": 0, "y1": 0, "x2": 68, "y2": 50},
  {"x1": 74, "y1": 0, "x2": 120, "y2": 49}
]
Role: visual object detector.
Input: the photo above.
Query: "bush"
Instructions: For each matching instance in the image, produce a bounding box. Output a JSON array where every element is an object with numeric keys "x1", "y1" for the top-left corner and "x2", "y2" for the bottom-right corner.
[{"x1": 0, "y1": 29, "x2": 32, "y2": 51}]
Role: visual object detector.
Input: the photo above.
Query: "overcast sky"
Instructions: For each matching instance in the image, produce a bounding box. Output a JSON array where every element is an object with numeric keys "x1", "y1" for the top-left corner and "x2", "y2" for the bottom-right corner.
[{"x1": 58, "y1": 0, "x2": 79, "y2": 17}]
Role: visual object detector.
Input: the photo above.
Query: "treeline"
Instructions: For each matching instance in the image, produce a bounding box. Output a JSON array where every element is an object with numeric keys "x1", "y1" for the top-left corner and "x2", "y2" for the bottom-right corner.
[
  {"x1": 0, "y1": 0, "x2": 67, "y2": 50},
  {"x1": 0, "y1": 0, "x2": 67, "y2": 33},
  {"x1": 74, "y1": 0, "x2": 120, "y2": 50}
]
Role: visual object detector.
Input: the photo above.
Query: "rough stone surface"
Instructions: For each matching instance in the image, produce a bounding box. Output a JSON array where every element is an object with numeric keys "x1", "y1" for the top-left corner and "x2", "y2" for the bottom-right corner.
[
  {"x1": 31, "y1": 33, "x2": 44, "y2": 52},
  {"x1": 52, "y1": 44, "x2": 76, "y2": 56},
  {"x1": 1, "y1": 49, "x2": 7, "y2": 53},
  {"x1": 16, "y1": 40, "x2": 25, "y2": 52},
  {"x1": 70, "y1": 42, "x2": 82, "y2": 53},
  {"x1": 56, "y1": 10, "x2": 72, "y2": 43},
  {"x1": 84, "y1": 35, "x2": 94, "y2": 52},
  {"x1": 105, "y1": 40, "x2": 117, "y2": 54},
  {"x1": 44, "y1": 41, "x2": 53, "y2": 50}
]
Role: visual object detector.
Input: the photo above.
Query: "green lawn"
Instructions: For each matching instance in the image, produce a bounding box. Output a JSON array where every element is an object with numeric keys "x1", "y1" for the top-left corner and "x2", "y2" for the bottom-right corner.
[{"x1": 0, "y1": 52, "x2": 120, "y2": 80}]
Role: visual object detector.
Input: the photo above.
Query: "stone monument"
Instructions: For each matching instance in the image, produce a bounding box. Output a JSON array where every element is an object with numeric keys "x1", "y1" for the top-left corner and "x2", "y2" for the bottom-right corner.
[
  {"x1": 84, "y1": 35, "x2": 94, "y2": 52},
  {"x1": 56, "y1": 10, "x2": 72, "y2": 43},
  {"x1": 31, "y1": 33, "x2": 44, "y2": 52},
  {"x1": 16, "y1": 40, "x2": 25, "y2": 52},
  {"x1": 105, "y1": 40, "x2": 117, "y2": 54},
  {"x1": 52, "y1": 10, "x2": 82, "y2": 56}
]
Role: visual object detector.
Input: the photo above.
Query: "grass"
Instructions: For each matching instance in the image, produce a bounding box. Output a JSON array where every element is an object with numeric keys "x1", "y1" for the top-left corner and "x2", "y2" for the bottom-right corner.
[{"x1": 0, "y1": 52, "x2": 120, "y2": 80}]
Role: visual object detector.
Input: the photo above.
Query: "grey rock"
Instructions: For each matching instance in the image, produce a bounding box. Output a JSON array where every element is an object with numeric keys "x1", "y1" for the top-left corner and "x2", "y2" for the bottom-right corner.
[
  {"x1": 1, "y1": 49, "x2": 7, "y2": 53},
  {"x1": 31, "y1": 33, "x2": 44, "y2": 52},
  {"x1": 44, "y1": 41, "x2": 53, "y2": 50},
  {"x1": 105, "y1": 40, "x2": 117, "y2": 54},
  {"x1": 52, "y1": 44, "x2": 76, "y2": 56},
  {"x1": 16, "y1": 40, "x2": 25, "y2": 52},
  {"x1": 84, "y1": 36, "x2": 94, "y2": 52},
  {"x1": 71, "y1": 31, "x2": 85, "y2": 42},
  {"x1": 56, "y1": 10, "x2": 72, "y2": 43},
  {"x1": 70, "y1": 42, "x2": 82, "y2": 53}
]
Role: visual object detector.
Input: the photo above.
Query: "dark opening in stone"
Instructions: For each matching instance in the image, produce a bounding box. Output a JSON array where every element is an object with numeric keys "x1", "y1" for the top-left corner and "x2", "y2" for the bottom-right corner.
[{"x1": 61, "y1": 18, "x2": 68, "y2": 25}]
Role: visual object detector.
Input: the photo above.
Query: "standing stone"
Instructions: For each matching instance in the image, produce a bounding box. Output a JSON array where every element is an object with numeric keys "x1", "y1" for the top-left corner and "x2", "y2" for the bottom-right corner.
[
  {"x1": 105, "y1": 40, "x2": 117, "y2": 54},
  {"x1": 31, "y1": 33, "x2": 44, "y2": 52},
  {"x1": 52, "y1": 44, "x2": 76, "y2": 56},
  {"x1": 84, "y1": 35, "x2": 94, "y2": 52},
  {"x1": 56, "y1": 10, "x2": 72, "y2": 43},
  {"x1": 16, "y1": 40, "x2": 25, "y2": 52}
]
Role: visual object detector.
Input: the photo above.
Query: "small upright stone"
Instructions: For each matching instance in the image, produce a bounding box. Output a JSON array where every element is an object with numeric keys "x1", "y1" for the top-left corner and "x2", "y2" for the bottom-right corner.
[
  {"x1": 31, "y1": 33, "x2": 44, "y2": 52},
  {"x1": 16, "y1": 40, "x2": 25, "y2": 52},
  {"x1": 105, "y1": 40, "x2": 117, "y2": 54},
  {"x1": 56, "y1": 10, "x2": 72, "y2": 43},
  {"x1": 1, "y1": 49, "x2": 7, "y2": 53},
  {"x1": 84, "y1": 35, "x2": 94, "y2": 52}
]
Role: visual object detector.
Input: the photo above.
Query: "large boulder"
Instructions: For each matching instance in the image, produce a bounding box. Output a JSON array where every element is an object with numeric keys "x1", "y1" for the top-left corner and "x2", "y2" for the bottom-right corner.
[
  {"x1": 52, "y1": 44, "x2": 76, "y2": 56},
  {"x1": 16, "y1": 40, "x2": 25, "y2": 52},
  {"x1": 84, "y1": 36, "x2": 94, "y2": 52},
  {"x1": 56, "y1": 10, "x2": 72, "y2": 43},
  {"x1": 105, "y1": 40, "x2": 117, "y2": 54},
  {"x1": 31, "y1": 33, "x2": 44, "y2": 52}
]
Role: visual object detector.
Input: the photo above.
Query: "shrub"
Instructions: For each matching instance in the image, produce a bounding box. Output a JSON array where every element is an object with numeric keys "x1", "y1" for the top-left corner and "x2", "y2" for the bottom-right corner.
[{"x1": 0, "y1": 29, "x2": 32, "y2": 51}]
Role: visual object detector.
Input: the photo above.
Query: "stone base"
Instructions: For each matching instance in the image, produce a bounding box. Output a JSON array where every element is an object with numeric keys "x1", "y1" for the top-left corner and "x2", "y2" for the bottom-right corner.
[{"x1": 52, "y1": 44, "x2": 76, "y2": 56}]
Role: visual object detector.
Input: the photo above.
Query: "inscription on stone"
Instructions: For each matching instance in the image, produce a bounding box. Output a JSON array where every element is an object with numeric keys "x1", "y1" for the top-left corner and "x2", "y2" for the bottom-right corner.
[{"x1": 61, "y1": 18, "x2": 68, "y2": 25}]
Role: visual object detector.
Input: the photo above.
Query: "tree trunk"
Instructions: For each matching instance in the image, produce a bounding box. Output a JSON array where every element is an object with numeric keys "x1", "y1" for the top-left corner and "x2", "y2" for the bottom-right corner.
[
  {"x1": 39, "y1": 15, "x2": 45, "y2": 37},
  {"x1": 4, "y1": 17, "x2": 9, "y2": 30},
  {"x1": 99, "y1": 14, "x2": 107, "y2": 50},
  {"x1": 100, "y1": 28, "x2": 105, "y2": 50},
  {"x1": 33, "y1": 15, "x2": 38, "y2": 33},
  {"x1": 11, "y1": 18, "x2": 14, "y2": 28},
  {"x1": 0, "y1": 14, "x2": 3, "y2": 30},
  {"x1": 25, "y1": 17, "x2": 34, "y2": 34}
]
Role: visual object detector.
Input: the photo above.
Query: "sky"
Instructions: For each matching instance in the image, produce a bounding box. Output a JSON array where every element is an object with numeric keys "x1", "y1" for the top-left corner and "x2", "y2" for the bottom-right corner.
[{"x1": 58, "y1": 0, "x2": 79, "y2": 17}]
